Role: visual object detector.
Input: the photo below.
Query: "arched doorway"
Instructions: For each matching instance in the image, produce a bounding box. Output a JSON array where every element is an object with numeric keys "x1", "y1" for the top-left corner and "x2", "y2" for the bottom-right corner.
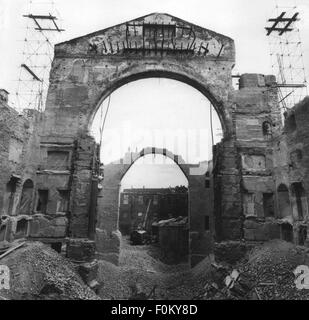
[
  {"x1": 119, "y1": 154, "x2": 189, "y2": 264},
  {"x1": 95, "y1": 142, "x2": 213, "y2": 265},
  {"x1": 90, "y1": 77, "x2": 222, "y2": 261},
  {"x1": 40, "y1": 13, "x2": 245, "y2": 264}
]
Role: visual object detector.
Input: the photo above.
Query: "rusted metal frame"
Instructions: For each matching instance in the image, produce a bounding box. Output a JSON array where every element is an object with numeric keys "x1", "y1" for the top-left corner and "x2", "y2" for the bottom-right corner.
[{"x1": 24, "y1": 14, "x2": 64, "y2": 32}]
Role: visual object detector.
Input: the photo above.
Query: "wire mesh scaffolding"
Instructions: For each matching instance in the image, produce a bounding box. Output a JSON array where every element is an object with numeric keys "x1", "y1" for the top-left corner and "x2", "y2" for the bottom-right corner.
[
  {"x1": 13, "y1": 0, "x2": 64, "y2": 112},
  {"x1": 266, "y1": 2, "x2": 308, "y2": 110}
]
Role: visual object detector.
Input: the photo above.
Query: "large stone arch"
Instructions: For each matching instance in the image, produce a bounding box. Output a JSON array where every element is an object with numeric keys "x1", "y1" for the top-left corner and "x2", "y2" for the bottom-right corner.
[
  {"x1": 121, "y1": 146, "x2": 189, "y2": 178},
  {"x1": 38, "y1": 13, "x2": 246, "y2": 265},
  {"x1": 42, "y1": 13, "x2": 235, "y2": 141},
  {"x1": 86, "y1": 69, "x2": 232, "y2": 139},
  {"x1": 96, "y1": 147, "x2": 211, "y2": 266}
]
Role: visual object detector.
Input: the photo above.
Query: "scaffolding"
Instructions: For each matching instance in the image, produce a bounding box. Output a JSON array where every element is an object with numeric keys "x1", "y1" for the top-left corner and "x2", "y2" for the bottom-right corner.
[
  {"x1": 13, "y1": 0, "x2": 64, "y2": 112},
  {"x1": 266, "y1": 2, "x2": 308, "y2": 110}
]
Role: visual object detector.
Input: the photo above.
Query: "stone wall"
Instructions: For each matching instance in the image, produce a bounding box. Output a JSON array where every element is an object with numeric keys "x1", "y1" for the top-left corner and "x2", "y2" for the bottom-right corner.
[
  {"x1": 232, "y1": 74, "x2": 282, "y2": 242},
  {"x1": 3, "y1": 13, "x2": 309, "y2": 270},
  {"x1": 271, "y1": 97, "x2": 309, "y2": 245},
  {"x1": 0, "y1": 92, "x2": 40, "y2": 218},
  {"x1": 39, "y1": 13, "x2": 239, "y2": 264},
  {"x1": 234, "y1": 78, "x2": 309, "y2": 245},
  {"x1": 0, "y1": 92, "x2": 69, "y2": 247},
  {"x1": 0, "y1": 93, "x2": 100, "y2": 261}
]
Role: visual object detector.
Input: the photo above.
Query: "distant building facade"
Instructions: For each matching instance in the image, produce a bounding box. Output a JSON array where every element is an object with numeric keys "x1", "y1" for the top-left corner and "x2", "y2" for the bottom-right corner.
[{"x1": 119, "y1": 186, "x2": 188, "y2": 235}]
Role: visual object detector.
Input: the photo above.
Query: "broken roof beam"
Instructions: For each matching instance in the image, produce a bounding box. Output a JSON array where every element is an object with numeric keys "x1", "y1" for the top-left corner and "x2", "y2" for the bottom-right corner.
[
  {"x1": 266, "y1": 11, "x2": 286, "y2": 35},
  {"x1": 278, "y1": 13, "x2": 299, "y2": 36},
  {"x1": 21, "y1": 64, "x2": 42, "y2": 82},
  {"x1": 216, "y1": 44, "x2": 224, "y2": 58},
  {"x1": 266, "y1": 12, "x2": 299, "y2": 36},
  {"x1": 268, "y1": 15, "x2": 299, "y2": 22},
  {"x1": 23, "y1": 13, "x2": 64, "y2": 32},
  {"x1": 34, "y1": 27, "x2": 65, "y2": 32},
  {"x1": 276, "y1": 83, "x2": 306, "y2": 88},
  {"x1": 23, "y1": 14, "x2": 58, "y2": 20},
  {"x1": 265, "y1": 27, "x2": 293, "y2": 35}
]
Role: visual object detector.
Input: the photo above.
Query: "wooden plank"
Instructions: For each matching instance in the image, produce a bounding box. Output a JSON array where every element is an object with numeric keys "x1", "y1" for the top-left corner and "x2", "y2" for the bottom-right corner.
[
  {"x1": 0, "y1": 241, "x2": 26, "y2": 260},
  {"x1": 21, "y1": 64, "x2": 42, "y2": 82}
]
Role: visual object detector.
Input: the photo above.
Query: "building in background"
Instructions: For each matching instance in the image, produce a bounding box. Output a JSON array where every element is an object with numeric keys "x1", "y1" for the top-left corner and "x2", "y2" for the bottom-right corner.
[{"x1": 119, "y1": 186, "x2": 188, "y2": 235}]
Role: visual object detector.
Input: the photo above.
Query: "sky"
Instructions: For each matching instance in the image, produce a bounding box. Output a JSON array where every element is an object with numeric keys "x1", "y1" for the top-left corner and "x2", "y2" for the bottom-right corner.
[
  {"x1": 1, "y1": 0, "x2": 309, "y2": 84},
  {"x1": 90, "y1": 78, "x2": 222, "y2": 165},
  {"x1": 1, "y1": 0, "x2": 309, "y2": 188}
]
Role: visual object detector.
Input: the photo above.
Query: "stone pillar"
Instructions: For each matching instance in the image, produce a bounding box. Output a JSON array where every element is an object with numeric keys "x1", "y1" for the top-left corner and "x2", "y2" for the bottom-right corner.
[
  {"x1": 213, "y1": 139, "x2": 242, "y2": 241},
  {"x1": 67, "y1": 135, "x2": 97, "y2": 262},
  {"x1": 188, "y1": 172, "x2": 214, "y2": 267},
  {"x1": 95, "y1": 163, "x2": 127, "y2": 265}
]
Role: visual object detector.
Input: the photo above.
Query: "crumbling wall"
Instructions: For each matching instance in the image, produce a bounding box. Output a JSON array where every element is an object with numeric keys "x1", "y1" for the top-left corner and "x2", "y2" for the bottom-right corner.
[
  {"x1": 39, "y1": 13, "x2": 239, "y2": 264},
  {"x1": 232, "y1": 74, "x2": 282, "y2": 242},
  {"x1": 213, "y1": 138, "x2": 242, "y2": 241},
  {"x1": 272, "y1": 97, "x2": 309, "y2": 245},
  {"x1": 0, "y1": 92, "x2": 41, "y2": 217},
  {"x1": 17, "y1": 13, "x2": 309, "y2": 269},
  {"x1": 0, "y1": 92, "x2": 57, "y2": 245}
]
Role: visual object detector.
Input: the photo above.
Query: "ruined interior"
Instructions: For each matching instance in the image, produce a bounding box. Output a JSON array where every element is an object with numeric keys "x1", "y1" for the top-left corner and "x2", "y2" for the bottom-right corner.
[{"x1": 1, "y1": 12, "x2": 309, "y2": 300}]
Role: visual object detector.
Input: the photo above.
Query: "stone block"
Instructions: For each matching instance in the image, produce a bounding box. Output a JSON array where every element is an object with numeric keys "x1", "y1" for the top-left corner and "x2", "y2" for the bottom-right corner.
[
  {"x1": 221, "y1": 219, "x2": 242, "y2": 240},
  {"x1": 244, "y1": 219, "x2": 280, "y2": 241},
  {"x1": 239, "y1": 74, "x2": 265, "y2": 89},
  {"x1": 265, "y1": 75, "x2": 276, "y2": 86},
  {"x1": 95, "y1": 252, "x2": 120, "y2": 266},
  {"x1": 67, "y1": 238, "x2": 96, "y2": 262},
  {"x1": 190, "y1": 231, "x2": 213, "y2": 256},
  {"x1": 28, "y1": 215, "x2": 67, "y2": 238},
  {"x1": 95, "y1": 228, "x2": 121, "y2": 254}
]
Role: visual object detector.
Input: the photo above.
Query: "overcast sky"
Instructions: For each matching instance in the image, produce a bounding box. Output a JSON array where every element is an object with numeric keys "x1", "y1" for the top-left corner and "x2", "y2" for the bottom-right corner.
[
  {"x1": 1, "y1": 0, "x2": 308, "y2": 188},
  {"x1": 1, "y1": 0, "x2": 309, "y2": 84}
]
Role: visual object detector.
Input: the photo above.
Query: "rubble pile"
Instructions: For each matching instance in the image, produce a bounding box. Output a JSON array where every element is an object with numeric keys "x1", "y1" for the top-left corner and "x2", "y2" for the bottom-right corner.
[
  {"x1": 98, "y1": 237, "x2": 192, "y2": 300},
  {"x1": 200, "y1": 240, "x2": 309, "y2": 300},
  {"x1": 0, "y1": 241, "x2": 99, "y2": 300}
]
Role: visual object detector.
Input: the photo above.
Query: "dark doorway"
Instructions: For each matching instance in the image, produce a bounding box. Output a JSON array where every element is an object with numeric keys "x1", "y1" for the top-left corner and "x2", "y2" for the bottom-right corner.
[
  {"x1": 277, "y1": 184, "x2": 291, "y2": 218},
  {"x1": 298, "y1": 226, "x2": 307, "y2": 246},
  {"x1": 281, "y1": 223, "x2": 293, "y2": 243},
  {"x1": 291, "y1": 182, "x2": 306, "y2": 220},
  {"x1": 5, "y1": 177, "x2": 19, "y2": 215},
  {"x1": 19, "y1": 179, "x2": 34, "y2": 215},
  {"x1": 36, "y1": 189, "x2": 49, "y2": 214},
  {"x1": 263, "y1": 193, "x2": 275, "y2": 217}
]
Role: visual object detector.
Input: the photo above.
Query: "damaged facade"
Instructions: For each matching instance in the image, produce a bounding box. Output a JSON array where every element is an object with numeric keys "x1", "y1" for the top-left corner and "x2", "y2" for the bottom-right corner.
[
  {"x1": 119, "y1": 186, "x2": 189, "y2": 235},
  {"x1": 0, "y1": 13, "x2": 309, "y2": 275}
]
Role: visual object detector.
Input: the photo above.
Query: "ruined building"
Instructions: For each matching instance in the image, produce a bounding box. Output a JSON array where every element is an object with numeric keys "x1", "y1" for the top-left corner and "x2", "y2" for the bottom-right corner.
[
  {"x1": 1, "y1": 13, "x2": 309, "y2": 278},
  {"x1": 119, "y1": 186, "x2": 189, "y2": 235}
]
